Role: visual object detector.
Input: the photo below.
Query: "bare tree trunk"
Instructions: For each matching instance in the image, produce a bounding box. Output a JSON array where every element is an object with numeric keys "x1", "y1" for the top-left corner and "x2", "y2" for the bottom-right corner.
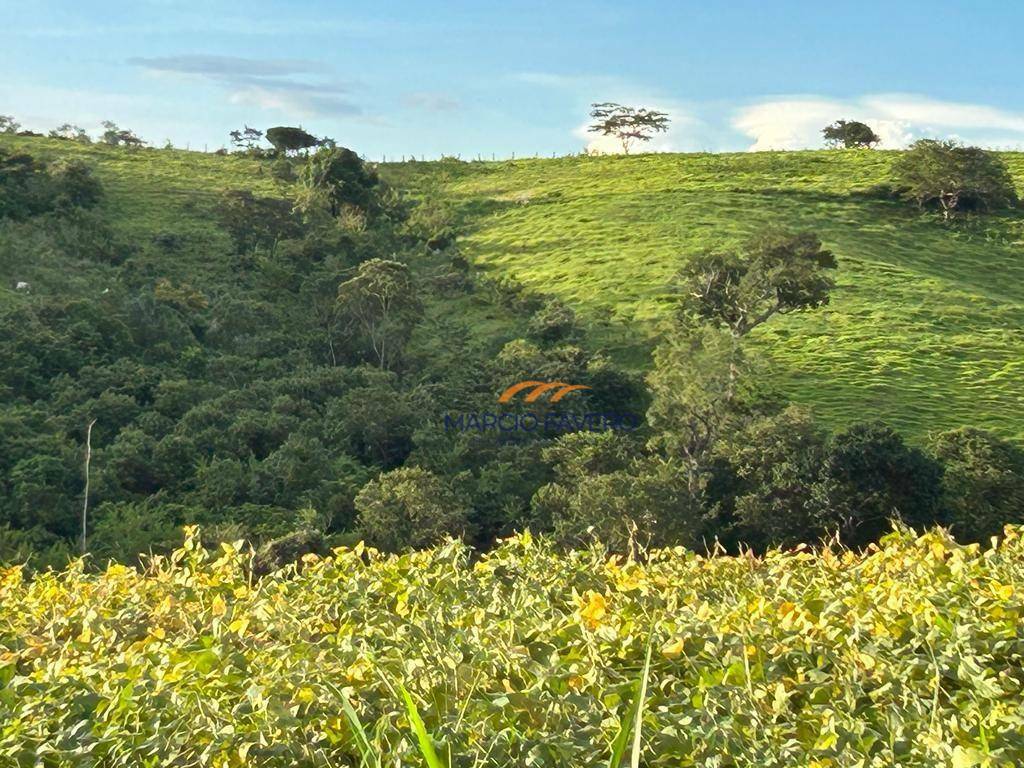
[{"x1": 81, "y1": 419, "x2": 96, "y2": 555}]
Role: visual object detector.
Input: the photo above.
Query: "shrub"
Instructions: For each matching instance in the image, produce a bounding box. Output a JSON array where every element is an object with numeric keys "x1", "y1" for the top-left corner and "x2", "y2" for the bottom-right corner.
[
  {"x1": 252, "y1": 528, "x2": 331, "y2": 576},
  {"x1": 297, "y1": 147, "x2": 381, "y2": 217},
  {"x1": 532, "y1": 432, "x2": 696, "y2": 551},
  {"x1": 528, "y1": 298, "x2": 578, "y2": 343},
  {"x1": 48, "y1": 123, "x2": 91, "y2": 143},
  {"x1": 930, "y1": 427, "x2": 1024, "y2": 542},
  {"x1": 355, "y1": 467, "x2": 471, "y2": 551},
  {"x1": 817, "y1": 421, "x2": 945, "y2": 547},
  {"x1": 0, "y1": 151, "x2": 102, "y2": 218},
  {"x1": 0, "y1": 148, "x2": 51, "y2": 219},
  {"x1": 216, "y1": 190, "x2": 302, "y2": 255},
  {"x1": 270, "y1": 157, "x2": 296, "y2": 182},
  {"x1": 88, "y1": 501, "x2": 183, "y2": 565},
  {"x1": 892, "y1": 139, "x2": 1018, "y2": 220},
  {"x1": 47, "y1": 158, "x2": 103, "y2": 209},
  {"x1": 716, "y1": 406, "x2": 829, "y2": 549}
]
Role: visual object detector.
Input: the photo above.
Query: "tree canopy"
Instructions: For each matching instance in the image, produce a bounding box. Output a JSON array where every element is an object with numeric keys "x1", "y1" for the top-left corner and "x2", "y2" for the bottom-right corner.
[
  {"x1": 893, "y1": 139, "x2": 1018, "y2": 220},
  {"x1": 100, "y1": 121, "x2": 145, "y2": 149},
  {"x1": 298, "y1": 146, "x2": 381, "y2": 216},
  {"x1": 674, "y1": 229, "x2": 837, "y2": 337},
  {"x1": 822, "y1": 119, "x2": 880, "y2": 148},
  {"x1": 587, "y1": 103, "x2": 670, "y2": 154},
  {"x1": 266, "y1": 126, "x2": 321, "y2": 155}
]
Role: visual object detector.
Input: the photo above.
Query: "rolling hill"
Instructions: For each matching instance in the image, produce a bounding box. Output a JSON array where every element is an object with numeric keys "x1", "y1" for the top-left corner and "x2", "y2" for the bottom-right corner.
[
  {"x1": 4, "y1": 136, "x2": 1022, "y2": 443},
  {"x1": 394, "y1": 150, "x2": 1024, "y2": 440}
]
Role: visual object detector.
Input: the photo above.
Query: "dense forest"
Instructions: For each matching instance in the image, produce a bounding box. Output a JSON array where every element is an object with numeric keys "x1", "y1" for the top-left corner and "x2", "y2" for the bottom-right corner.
[{"x1": 2, "y1": 129, "x2": 1024, "y2": 571}]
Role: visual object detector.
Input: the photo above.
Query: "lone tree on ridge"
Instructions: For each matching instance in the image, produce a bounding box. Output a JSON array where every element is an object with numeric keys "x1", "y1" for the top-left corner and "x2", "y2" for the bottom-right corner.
[{"x1": 587, "y1": 103, "x2": 670, "y2": 154}]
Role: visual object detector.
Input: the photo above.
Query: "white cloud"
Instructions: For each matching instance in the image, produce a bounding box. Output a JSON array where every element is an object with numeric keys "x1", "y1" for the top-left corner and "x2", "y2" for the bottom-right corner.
[
  {"x1": 864, "y1": 94, "x2": 1024, "y2": 133},
  {"x1": 129, "y1": 55, "x2": 361, "y2": 118},
  {"x1": 402, "y1": 92, "x2": 461, "y2": 112},
  {"x1": 733, "y1": 94, "x2": 1024, "y2": 151},
  {"x1": 732, "y1": 98, "x2": 846, "y2": 151}
]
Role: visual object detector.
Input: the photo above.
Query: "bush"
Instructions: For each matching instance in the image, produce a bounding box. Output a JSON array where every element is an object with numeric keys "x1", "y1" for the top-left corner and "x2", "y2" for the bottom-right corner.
[
  {"x1": 297, "y1": 147, "x2": 381, "y2": 217},
  {"x1": 532, "y1": 432, "x2": 696, "y2": 552},
  {"x1": 0, "y1": 148, "x2": 51, "y2": 219},
  {"x1": 930, "y1": 427, "x2": 1024, "y2": 542},
  {"x1": 716, "y1": 406, "x2": 829, "y2": 549},
  {"x1": 47, "y1": 158, "x2": 103, "y2": 209},
  {"x1": 216, "y1": 190, "x2": 302, "y2": 255},
  {"x1": 252, "y1": 528, "x2": 331, "y2": 577},
  {"x1": 892, "y1": 139, "x2": 1018, "y2": 220},
  {"x1": 817, "y1": 421, "x2": 945, "y2": 547},
  {"x1": 528, "y1": 298, "x2": 578, "y2": 343},
  {"x1": 0, "y1": 150, "x2": 102, "y2": 218},
  {"x1": 270, "y1": 157, "x2": 296, "y2": 182},
  {"x1": 88, "y1": 501, "x2": 183, "y2": 565},
  {"x1": 355, "y1": 467, "x2": 471, "y2": 551}
]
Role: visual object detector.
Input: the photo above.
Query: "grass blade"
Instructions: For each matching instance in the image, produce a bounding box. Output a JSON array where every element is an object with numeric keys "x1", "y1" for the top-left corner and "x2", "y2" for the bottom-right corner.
[
  {"x1": 339, "y1": 695, "x2": 380, "y2": 768},
  {"x1": 630, "y1": 640, "x2": 653, "y2": 768},
  {"x1": 399, "y1": 684, "x2": 447, "y2": 768},
  {"x1": 608, "y1": 638, "x2": 654, "y2": 768}
]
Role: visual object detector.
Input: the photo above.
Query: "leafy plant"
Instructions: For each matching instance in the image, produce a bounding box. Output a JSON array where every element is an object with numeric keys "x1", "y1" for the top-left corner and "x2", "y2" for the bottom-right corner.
[{"x1": 2, "y1": 526, "x2": 1022, "y2": 765}]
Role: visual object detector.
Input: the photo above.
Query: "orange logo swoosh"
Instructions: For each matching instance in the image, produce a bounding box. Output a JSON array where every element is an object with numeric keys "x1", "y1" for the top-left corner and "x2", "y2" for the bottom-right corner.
[{"x1": 498, "y1": 380, "x2": 591, "y2": 403}]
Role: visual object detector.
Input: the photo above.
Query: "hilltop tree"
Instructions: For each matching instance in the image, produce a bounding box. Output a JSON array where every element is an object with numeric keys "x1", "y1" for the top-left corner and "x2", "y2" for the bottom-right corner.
[
  {"x1": 587, "y1": 102, "x2": 670, "y2": 154},
  {"x1": 266, "y1": 126, "x2": 320, "y2": 155},
  {"x1": 674, "y1": 228, "x2": 837, "y2": 337},
  {"x1": 48, "y1": 123, "x2": 91, "y2": 143},
  {"x1": 893, "y1": 139, "x2": 1018, "y2": 220},
  {"x1": 229, "y1": 125, "x2": 264, "y2": 152},
  {"x1": 0, "y1": 116, "x2": 20, "y2": 134},
  {"x1": 297, "y1": 146, "x2": 380, "y2": 216},
  {"x1": 822, "y1": 119, "x2": 880, "y2": 149},
  {"x1": 100, "y1": 121, "x2": 145, "y2": 149}
]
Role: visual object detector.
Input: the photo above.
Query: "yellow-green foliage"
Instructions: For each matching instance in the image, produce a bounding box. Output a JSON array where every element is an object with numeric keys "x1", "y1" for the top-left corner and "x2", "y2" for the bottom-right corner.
[
  {"x1": 397, "y1": 151, "x2": 1024, "y2": 440},
  {"x1": 2, "y1": 527, "x2": 1022, "y2": 766}
]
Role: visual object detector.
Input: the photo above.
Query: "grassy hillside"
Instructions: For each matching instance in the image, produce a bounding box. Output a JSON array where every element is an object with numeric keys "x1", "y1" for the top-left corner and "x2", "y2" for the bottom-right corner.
[
  {"x1": 7, "y1": 138, "x2": 1022, "y2": 440},
  {"x1": 0, "y1": 135, "x2": 521, "y2": 349},
  {"x1": 0, "y1": 136, "x2": 284, "y2": 294},
  {"x1": 2, "y1": 527, "x2": 1022, "y2": 765},
  {"x1": 395, "y1": 151, "x2": 1024, "y2": 440}
]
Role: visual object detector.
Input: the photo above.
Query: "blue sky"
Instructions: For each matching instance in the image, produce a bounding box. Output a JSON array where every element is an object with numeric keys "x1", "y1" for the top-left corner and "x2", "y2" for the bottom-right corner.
[{"x1": 3, "y1": 0, "x2": 1023, "y2": 157}]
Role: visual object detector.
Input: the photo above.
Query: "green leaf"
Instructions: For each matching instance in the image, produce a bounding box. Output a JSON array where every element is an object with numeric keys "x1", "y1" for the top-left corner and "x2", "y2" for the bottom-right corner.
[
  {"x1": 340, "y1": 695, "x2": 381, "y2": 768},
  {"x1": 608, "y1": 639, "x2": 653, "y2": 768},
  {"x1": 400, "y1": 684, "x2": 446, "y2": 768},
  {"x1": 951, "y1": 746, "x2": 984, "y2": 768}
]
